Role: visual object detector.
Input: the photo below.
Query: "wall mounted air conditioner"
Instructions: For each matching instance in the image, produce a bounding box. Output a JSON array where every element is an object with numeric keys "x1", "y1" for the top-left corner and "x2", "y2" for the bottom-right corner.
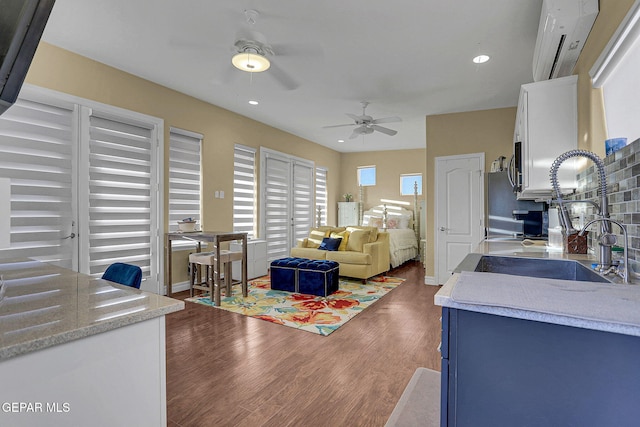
[{"x1": 532, "y1": 0, "x2": 599, "y2": 82}]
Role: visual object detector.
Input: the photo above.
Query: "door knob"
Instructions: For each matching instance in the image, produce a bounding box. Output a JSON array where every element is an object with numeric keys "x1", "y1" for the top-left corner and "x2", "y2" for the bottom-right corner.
[
  {"x1": 62, "y1": 233, "x2": 76, "y2": 239},
  {"x1": 439, "y1": 227, "x2": 447, "y2": 232}
]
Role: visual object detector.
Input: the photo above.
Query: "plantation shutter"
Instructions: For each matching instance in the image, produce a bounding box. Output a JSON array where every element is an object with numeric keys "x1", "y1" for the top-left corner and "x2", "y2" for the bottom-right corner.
[
  {"x1": 263, "y1": 153, "x2": 290, "y2": 261},
  {"x1": 169, "y1": 128, "x2": 201, "y2": 240},
  {"x1": 315, "y1": 167, "x2": 327, "y2": 226},
  {"x1": 292, "y1": 161, "x2": 314, "y2": 245},
  {"x1": 0, "y1": 98, "x2": 75, "y2": 268},
  {"x1": 233, "y1": 144, "x2": 256, "y2": 238},
  {"x1": 86, "y1": 114, "x2": 153, "y2": 277}
]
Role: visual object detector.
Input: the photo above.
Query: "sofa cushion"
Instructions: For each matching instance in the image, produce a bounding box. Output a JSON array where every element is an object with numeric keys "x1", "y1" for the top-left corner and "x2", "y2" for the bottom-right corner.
[
  {"x1": 347, "y1": 226, "x2": 378, "y2": 243},
  {"x1": 307, "y1": 228, "x2": 329, "y2": 248},
  {"x1": 326, "y1": 250, "x2": 372, "y2": 265},
  {"x1": 346, "y1": 229, "x2": 371, "y2": 252},
  {"x1": 289, "y1": 247, "x2": 327, "y2": 260},
  {"x1": 330, "y1": 230, "x2": 349, "y2": 251},
  {"x1": 318, "y1": 237, "x2": 342, "y2": 251}
]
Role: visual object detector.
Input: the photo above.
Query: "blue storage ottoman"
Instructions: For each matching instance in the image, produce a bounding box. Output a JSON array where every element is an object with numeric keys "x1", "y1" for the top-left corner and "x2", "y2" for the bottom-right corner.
[
  {"x1": 298, "y1": 259, "x2": 340, "y2": 297},
  {"x1": 270, "y1": 257, "x2": 305, "y2": 292}
]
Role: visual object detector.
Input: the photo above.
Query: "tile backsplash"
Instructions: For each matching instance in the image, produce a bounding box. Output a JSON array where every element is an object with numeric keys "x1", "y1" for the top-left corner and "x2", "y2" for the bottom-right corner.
[{"x1": 567, "y1": 138, "x2": 639, "y2": 273}]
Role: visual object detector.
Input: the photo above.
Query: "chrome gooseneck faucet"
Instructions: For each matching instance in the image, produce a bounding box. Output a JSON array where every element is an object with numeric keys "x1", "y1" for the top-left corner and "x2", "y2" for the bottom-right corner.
[
  {"x1": 579, "y1": 218, "x2": 629, "y2": 283},
  {"x1": 549, "y1": 150, "x2": 613, "y2": 269}
]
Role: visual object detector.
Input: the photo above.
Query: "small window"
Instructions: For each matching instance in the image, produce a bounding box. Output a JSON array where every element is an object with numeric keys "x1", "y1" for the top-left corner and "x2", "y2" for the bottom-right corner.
[
  {"x1": 357, "y1": 166, "x2": 376, "y2": 186},
  {"x1": 400, "y1": 173, "x2": 422, "y2": 196}
]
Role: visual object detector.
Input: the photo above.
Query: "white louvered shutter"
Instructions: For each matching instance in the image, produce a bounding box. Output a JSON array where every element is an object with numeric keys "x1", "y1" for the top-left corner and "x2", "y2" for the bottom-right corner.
[
  {"x1": 263, "y1": 153, "x2": 290, "y2": 261},
  {"x1": 233, "y1": 145, "x2": 256, "y2": 238},
  {"x1": 169, "y1": 128, "x2": 201, "y2": 244},
  {"x1": 86, "y1": 114, "x2": 153, "y2": 277},
  {"x1": 292, "y1": 161, "x2": 314, "y2": 245},
  {"x1": 0, "y1": 98, "x2": 75, "y2": 268}
]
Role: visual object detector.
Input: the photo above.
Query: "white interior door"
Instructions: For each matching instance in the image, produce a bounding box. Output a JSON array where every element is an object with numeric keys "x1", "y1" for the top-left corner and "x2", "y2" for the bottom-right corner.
[{"x1": 435, "y1": 153, "x2": 484, "y2": 285}]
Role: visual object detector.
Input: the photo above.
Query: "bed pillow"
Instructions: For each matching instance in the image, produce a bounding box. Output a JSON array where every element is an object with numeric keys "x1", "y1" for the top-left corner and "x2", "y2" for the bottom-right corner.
[
  {"x1": 330, "y1": 230, "x2": 350, "y2": 251},
  {"x1": 318, "y1": 237, "x2": 342, "y2": 251},
  {"x1": 386, "y1": 217, "x2": 399, "y2": 229},
  {"x1": 346, "y1": 230, "x2": 371, "y2": 252},
  {"x1": 398, "y1": 215, "x2": 411, "y2": 229},
  {"x1": 369, "y1": 216, "x2": 383, "y2": 228}
]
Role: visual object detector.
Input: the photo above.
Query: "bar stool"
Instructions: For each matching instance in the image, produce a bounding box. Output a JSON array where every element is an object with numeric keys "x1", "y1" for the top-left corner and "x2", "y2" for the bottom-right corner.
[{"x1": 189, "y1": 249, "x2": 244, "y2": 305}]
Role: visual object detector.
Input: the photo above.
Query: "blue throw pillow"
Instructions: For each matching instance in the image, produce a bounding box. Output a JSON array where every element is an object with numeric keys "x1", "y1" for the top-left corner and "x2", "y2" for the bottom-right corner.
[{"x1": 318, "y1": 237, "x2": 342, "y2": 251}]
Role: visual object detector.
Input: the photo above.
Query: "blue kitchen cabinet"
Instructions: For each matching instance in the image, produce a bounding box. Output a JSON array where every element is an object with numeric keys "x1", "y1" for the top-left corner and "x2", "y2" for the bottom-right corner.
[{"x1": 440, "y1": 307, "x2": 640, "y2": 426}]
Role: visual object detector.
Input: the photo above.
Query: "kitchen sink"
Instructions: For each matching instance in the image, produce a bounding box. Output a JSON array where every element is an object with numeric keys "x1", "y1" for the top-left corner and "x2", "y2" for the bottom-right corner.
[{"x1": 455, "y1": 254, "x2": 611, "y2": 283}]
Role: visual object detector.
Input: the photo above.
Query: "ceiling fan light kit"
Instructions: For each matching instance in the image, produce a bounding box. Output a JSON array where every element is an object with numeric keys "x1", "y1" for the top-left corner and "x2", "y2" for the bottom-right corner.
[{"x1": 231, "y1": 51, "x2": 271, "y2": 72}]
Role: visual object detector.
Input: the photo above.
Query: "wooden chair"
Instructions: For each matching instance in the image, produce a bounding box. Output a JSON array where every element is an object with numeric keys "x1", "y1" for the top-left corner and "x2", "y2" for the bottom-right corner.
[{"x1": 189, "y1": 250, "x2": 243, "y2": 305}]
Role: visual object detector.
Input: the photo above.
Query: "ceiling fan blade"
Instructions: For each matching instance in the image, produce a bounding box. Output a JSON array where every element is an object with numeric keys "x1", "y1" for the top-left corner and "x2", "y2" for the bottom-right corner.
[
  {"x1": 345, "y1": 113, "x2": 361, "y2": 121},
  {"x1": 267, "y1": 61, "x2": 299, "y2": 90},
  {"x1": 270, "y1": 42, "x2": 325, "y2": 58},
  {"x1": 212, "y1": 63, "x2": 242, "y2": 85},
  {"x1": 372, "y1": 116, "x2": 402, "y2": 124},
  {"x1": 371, "y1": 125, "x2": 398, "y2": 136},
  {"x1": 323, "y1": 123, "x2": 356, "y2": 129},
  {"x1": 349, "y1": 129, "x2": 361, "y2": 139}
]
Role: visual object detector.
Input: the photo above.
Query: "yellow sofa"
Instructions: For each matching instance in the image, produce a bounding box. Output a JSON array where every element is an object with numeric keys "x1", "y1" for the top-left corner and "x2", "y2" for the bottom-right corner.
[{"x1": 290, "y1": 226, "x2": 390, "y2": 280}]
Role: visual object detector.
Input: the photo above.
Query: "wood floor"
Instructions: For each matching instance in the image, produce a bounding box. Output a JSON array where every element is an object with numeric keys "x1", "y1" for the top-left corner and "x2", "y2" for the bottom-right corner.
[{"x1": 165, "y1": 261, "x2": 442, "y2": 427}]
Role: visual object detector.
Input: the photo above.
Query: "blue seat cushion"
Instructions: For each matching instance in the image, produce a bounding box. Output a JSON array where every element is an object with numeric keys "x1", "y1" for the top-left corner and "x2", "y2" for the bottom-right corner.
[{"x1": 102, "y1": 262, "x2": 142, "y2": 289}]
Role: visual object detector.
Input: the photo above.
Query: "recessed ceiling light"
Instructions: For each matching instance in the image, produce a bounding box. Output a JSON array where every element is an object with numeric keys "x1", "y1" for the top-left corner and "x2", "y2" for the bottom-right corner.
[
  {"x1": 338, "y1": 139, "x2": 344, "y2": 143},
  {"x1": 248, "y1": 100, "x2": 259, "y2": 105},
  {"x1": 473, "y1": 55, "x2": 490, "y2": 64}
]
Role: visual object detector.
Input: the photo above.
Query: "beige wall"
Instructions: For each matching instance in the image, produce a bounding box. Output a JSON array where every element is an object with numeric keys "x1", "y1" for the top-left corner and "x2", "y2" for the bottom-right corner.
[
  {"x1": 339, "y1": 149, "x2": 426, "y2": 216},
  {"x1": 25, "y1": 43, "x2": 342, "y2": 284},
  {"x1": 424, "y1": 107, "x2": 516, "y2": 281}
]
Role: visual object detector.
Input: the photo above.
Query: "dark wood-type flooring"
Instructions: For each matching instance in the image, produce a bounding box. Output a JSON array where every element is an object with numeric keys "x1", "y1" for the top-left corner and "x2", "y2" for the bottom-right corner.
[{"x1": 165, "y1": 261, "x2": 442, "y2": 427}]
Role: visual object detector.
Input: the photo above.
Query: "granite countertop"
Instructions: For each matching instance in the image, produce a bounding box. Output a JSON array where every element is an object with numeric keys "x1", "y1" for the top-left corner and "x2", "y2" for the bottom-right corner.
[
  {"x1": 435, "y1": 240, "x2": 640, "y2": 337},
  {"x1": 0, "y1": 259, "x2": 184, "y2": 360}
]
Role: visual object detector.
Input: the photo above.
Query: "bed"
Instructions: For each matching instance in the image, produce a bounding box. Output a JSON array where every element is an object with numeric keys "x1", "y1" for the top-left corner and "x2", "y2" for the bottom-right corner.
[{"x1": 362, "y1": 204, "x2": 420, "y2": 268}]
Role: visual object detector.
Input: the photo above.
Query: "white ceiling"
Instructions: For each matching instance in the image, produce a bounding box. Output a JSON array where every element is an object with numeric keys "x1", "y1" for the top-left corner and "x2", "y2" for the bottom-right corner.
[{"x1": 41, "y1": 0, "x2": 543, "y2": 153}]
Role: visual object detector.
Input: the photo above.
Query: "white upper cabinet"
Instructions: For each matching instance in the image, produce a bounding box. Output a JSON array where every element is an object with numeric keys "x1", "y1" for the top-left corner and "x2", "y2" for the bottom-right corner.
[{"x1": 513, "y1": 75, "x2": 578, "y2": 200}]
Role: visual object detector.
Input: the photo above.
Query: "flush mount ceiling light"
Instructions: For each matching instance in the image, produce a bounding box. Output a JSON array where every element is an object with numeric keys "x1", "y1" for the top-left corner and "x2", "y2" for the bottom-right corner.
[
  {"x1": 473, "y1": 54, "x2": 490, "y2": 64},
  {"x1": 232, "y1": 49, "x2": 271, "y2": 72}
]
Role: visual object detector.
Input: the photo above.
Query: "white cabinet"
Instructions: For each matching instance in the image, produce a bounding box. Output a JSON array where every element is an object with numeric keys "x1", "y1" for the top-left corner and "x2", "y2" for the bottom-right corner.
[
  {"x1": 231, "y1": 239, "x2": 268, "y2": 280},
  {"x1": 337, "y1": 202, "x2": 360, "y2": 226},
  {"x1": 514, "y1": 75, "x2": 578, "y2": 200}
]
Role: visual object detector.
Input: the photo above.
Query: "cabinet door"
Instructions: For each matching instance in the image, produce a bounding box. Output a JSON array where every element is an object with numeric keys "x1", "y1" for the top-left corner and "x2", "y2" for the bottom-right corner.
[
  {"x1": 516, "y1": 75, "x2": 578, "y2": 199},
  {"x1": 337, "y1": 202, "x2": 359, "y2": 226},
  {"x1": 447, "y1": 309, "x2": 640, "y2": 426}
]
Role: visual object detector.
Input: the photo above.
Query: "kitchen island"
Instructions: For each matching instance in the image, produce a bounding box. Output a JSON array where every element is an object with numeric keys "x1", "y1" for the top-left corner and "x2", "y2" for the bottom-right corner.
[
  {"x1": 0, "y1": 259, "x2": 184, "y2": 427},
  {"x1": 435, "y1": 241, "x2": 640, "y2": 427}
]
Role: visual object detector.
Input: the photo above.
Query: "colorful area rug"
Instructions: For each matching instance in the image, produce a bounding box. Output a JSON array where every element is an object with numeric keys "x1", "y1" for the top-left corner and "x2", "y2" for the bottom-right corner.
[{"x1": 185, "y1": 275, "x2": 405, "y2": 336}]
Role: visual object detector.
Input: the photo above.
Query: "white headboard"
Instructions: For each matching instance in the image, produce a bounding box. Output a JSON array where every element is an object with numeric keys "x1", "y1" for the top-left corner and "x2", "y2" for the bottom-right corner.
[{"x1": 362, "y1": 204, "x2": 414, "y2": 230}]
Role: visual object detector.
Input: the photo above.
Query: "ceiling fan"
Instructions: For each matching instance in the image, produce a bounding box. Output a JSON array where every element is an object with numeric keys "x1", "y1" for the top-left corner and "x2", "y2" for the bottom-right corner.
[
  {"x1": 225, "y1": 9, "x2": 319, "y2": 90},
  {"x1": 323, "y1": 102, "x2": 402, "y2": 139}
]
